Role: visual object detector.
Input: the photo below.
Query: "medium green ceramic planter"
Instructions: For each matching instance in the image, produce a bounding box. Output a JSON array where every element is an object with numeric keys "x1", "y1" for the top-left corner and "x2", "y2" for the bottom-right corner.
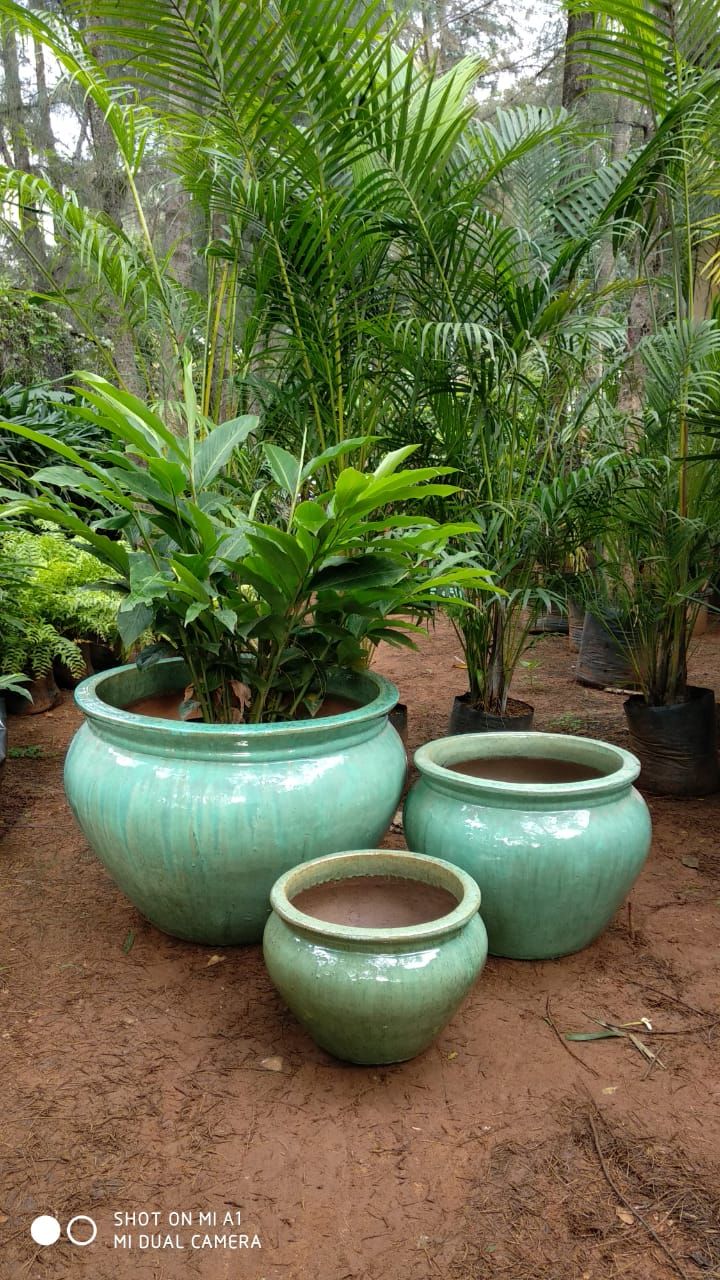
[
  {"x1": 263, "y1": 850, "x2": 488, "y2": 1064},
  {"x1": 403, "y1": 732, "x2": 652, "y2": 960},
  {"x1": 64, "y1": 660, "x2": 406, "y2": 945}
]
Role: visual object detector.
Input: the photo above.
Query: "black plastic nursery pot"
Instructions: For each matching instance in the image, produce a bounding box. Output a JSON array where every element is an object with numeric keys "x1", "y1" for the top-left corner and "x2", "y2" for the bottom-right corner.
[
  {"x1": 54, "y1": 639, "x2": 121, "y2": 691},
  {"x1": 576, "y1": 611, "x2": 636, "y2": 689},
  {"x1": 6, "y1": 673, "x2": 59, "y2": 716},
  {"x1": 624, "y1": 685, "x2": 720, "y2": 796},
  {"x1": 448, "y1": 693, "x2": 534, "y2": 735},
  {"x1": 0, "y1": 695, "x2": 6, "y2": 778},
  {"x1": 388, "y1": 701, "x2": 408, "y2": 745},
  {"x1": 530, "y1": 607, "x2": 568, "y2": 635},
  {"x1": 567, "y1": 600, "x2": 585, "y2": 653}
]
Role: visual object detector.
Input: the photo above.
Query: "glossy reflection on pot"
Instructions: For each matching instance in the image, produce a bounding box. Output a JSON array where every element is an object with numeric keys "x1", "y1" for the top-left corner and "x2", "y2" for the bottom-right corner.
[
  {"x1": 263, "y1": 850, "x2": 488, "y2": 1064},
  {"x1": 403, "y1": 732, "x2": 652, "y2": 960}
]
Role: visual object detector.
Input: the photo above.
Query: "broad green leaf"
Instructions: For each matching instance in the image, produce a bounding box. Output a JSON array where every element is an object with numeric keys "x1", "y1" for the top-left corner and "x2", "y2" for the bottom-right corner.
[
  {"x1": 117, "y1": 600, "x2": 153, "y2": 646},
  {"x1": 373, "y1": 445, "x2": 420, "y2": 478},
  {"x1": 78, "y1": 374, "x2": 188, "y2": 463},
  {"x1": 237, "y1": 566, "x2": 288, "y2": 614},
  {"x1": 300, "y1": 437, "x2": 374, "y2": 482},
  {"x1": 193, "y1": 415, "x2": 258, "y2": 489},
  {"x1": 112, "y1": 469, "x2": 180, "y2": 511},
  {"x1": 215, "y1": 607, "x2": 237, "y2": 633},
  {"x1": 185, "y1": 601, "x2": 205, "y2": 625},
  {"x1": 215, "y1": 524, "x2": 252, "y2": 566},
  {"x1": 0, "y1": 420, "x2": 109, "y2": 484},
  {"x1": 293, "y1": 500, "x2": 329, "y2": 533},
  {"x1": 244, "y1": 539, "x2": 301, "y2": 598},
  {"x1": 330, "y1": 467, "x2": 369, "y2": 513},
  {"x1": 32, "y1": 464, "x2": 106, "y2": 492},
  {"x1": 148, "y1": 457, "x2": 187, "y2": 497},
  {"x1": 170, "y1": 560, "x2": 212, "y2": 603},
  {"x1": 264, "y1": 443, "x2": 301, "y2": 494},
  {"x1": 247, "y1": 524, "x2": 309, "y2": 578},
  {"x1": 312, "y1": 554, "x2": 406, "y2": 592},
  {"x1": 128, "y1": 551, "x2": 158, "y2": 593}
]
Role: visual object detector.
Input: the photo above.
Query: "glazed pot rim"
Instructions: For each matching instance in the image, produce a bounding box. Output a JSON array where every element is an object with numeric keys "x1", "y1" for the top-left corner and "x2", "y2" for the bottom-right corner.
[
  {"x1": 269, "y1": 849, "x2": 482, "y2": 944},
  {"x1": 73, "y1": 658, "x2": 399, "y2": 739},
  {"x1": 413, "y1": 731, "x2": 641, "y2": 799}
]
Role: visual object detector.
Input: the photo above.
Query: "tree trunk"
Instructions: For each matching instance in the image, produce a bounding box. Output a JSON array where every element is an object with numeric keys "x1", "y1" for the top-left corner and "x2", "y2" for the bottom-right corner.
[
  {"x1": 33, "y1": 39, "x2": 59, "y2": 176},
  {"x1": 561, "y1": 9, "x2": 594, "y2": 108},
  {"x1": 1, "y1": 28, "x2": 49, "y2": 272},
  {"x1": 419, "y1": 1, "x2": 434, "y2": 64}
]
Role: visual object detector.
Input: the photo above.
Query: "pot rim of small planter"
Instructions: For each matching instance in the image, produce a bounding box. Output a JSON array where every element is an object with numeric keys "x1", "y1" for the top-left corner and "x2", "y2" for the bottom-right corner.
[
  {"x1": 269, "y1": 848, "x2": 482, "y2": 947},
  {"x1": 413, "y1": 731, "x2": 641, "y2": 805},
  {"x1": 73, "y1": 657, "x2": 400, "y2": 759}
]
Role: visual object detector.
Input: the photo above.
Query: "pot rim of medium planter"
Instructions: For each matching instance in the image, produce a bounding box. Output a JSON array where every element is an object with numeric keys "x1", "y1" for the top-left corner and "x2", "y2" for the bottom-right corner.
[
  {"x1": 269, "y1": 849, "x2": 482, "y2": 946},
  {"x1": 73, "y1": 659, "x2": 400, "y2": 760},
  {"x1": 413, "y1": 731, "x2": 641, "y2": 804}
]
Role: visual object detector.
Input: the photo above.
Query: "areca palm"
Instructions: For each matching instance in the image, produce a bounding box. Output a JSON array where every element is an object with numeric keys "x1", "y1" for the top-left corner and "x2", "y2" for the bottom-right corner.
[
  {"x1": 1, "y1": 0, "x2": 619, "y2": 456},
  {"x1": 565, "y1": 0, "x2": 720, "y2": 704}
]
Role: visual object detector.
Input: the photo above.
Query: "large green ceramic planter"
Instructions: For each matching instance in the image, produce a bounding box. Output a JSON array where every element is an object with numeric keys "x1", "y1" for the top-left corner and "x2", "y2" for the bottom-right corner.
[
  {"x1": 64, "y1": 660, "x2": 406, "y2": 945},
  {"x1": 403, "y1": 732, "x2": 652, "y2": 960},
  {"x1": 263, "y1": 850, "x2": 487, "y2": 1064}
]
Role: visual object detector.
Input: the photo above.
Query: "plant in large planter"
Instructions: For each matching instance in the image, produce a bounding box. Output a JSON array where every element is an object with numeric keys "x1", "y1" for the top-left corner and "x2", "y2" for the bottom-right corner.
[
  {"x1": 564, "y1": 0, "x2": 720, "y2": 793},
  {"x1": 442, "y1": 457, "x2": 628, "y2": 733},
  {"x1": 2, "y1": 374, "x2": 491, "y2": 943},
  {"x1": 600, "y1": 445, "x2": 720, "y2": 794}
]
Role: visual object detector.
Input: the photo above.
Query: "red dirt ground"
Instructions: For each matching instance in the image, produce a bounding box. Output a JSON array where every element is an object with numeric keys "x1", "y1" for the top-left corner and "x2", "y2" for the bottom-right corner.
[{"x1": 2, "y1": 618, "x2": 719, "y2": 1280}]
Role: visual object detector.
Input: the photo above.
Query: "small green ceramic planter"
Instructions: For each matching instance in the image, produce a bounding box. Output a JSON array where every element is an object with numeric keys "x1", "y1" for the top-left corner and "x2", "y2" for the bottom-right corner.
[
  {"x1": 64, "y1": 660, "x2": 407, "y2": 945},
  {"x1": 263, "y1": 850, "x2": 488, "y2": 1064},
  {"x1": 403, "y1": 732, "x2": 652, "y2": 960}
]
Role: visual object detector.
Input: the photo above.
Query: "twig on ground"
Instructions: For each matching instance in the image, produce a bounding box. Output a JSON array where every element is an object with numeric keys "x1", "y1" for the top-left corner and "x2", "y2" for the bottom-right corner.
[
  {"x1": 544, "y1": 996, "x2": 600, "y2": 1078},
  {"x1": 587, "y1": 1111, "x2": 691, "y2": 1280},
  {"x1": 625, "y1": 981, "x2": 710, "y2": 1018}
]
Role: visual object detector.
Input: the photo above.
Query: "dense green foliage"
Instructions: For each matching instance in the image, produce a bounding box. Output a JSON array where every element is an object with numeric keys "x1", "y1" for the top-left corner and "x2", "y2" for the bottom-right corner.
[
  {"x1": 2, "y1": 375, "x2": 492, "y2": 722},
  {"x1": 1, "y1": 0, "x2": 719, "y2": 713},
  {"x1": 0, "y1": 527, "x2": 121, "y2": 686},
  {"x1": 0, "y1": 528, "x2": 121, "y2": 643}
]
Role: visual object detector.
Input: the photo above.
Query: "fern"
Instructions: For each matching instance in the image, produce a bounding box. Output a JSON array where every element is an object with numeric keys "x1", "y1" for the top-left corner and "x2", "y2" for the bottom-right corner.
[
  {"x1": 0, "y1": 621, "x2": 84, "y2": 679},
  {"x1": 0, "y1": 529, "x2": 121, "y2": 643}
]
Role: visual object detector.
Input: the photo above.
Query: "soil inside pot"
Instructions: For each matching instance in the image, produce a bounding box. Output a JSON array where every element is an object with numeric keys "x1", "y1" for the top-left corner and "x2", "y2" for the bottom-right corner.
[
  {"x1": 123, "y1": 691, "x2": 361, "y2": 721},
  {"x1": 448, "y1": 755, "x2": 609, "y2": 784},
  {"x1": 291, "y1": 874, "x2": 458, "y2": 928}
]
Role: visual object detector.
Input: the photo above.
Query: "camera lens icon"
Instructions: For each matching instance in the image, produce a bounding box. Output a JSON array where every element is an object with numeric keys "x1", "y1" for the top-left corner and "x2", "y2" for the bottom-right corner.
[
  {"x1": 30, "y1": 1214, "x2": 97, "y2": 1247},
  {"x1": 30, "y1": 1216, "x2": 61, "y2": 1247}
]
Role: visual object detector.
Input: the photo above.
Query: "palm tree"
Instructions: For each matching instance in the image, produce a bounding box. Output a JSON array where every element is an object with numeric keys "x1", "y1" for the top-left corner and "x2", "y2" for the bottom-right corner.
[
  {"x1": 0, "y1": 0, "x2": 611, "y2": 453},
  {"x1": 565, "y1": 0, "x2": 720, "y2": 708}
]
